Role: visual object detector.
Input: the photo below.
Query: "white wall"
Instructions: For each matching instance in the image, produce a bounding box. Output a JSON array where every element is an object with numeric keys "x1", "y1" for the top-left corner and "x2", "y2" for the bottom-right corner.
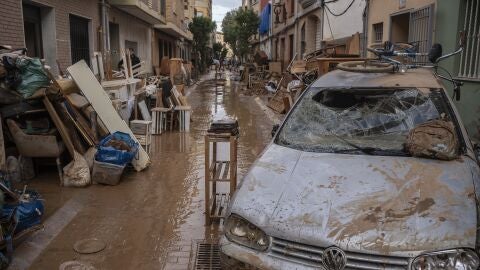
[
  {"x1": 322, "y1": 0, "x2": 366, "y2": 41},
  {"x1": 110, "y1": 8, "x2": 153, "y2": 73}
]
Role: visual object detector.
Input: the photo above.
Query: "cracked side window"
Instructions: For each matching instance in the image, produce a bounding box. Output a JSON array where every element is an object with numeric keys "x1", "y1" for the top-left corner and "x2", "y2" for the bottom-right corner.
[{"x1": 276, "y1": 88, "x2": 456, "y2": 155}]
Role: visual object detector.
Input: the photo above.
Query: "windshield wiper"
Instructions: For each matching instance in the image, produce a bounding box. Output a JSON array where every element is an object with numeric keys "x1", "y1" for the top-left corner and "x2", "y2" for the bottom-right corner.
[{"x1": 331, "y1": 135, "x2": 376, "y2": 155}]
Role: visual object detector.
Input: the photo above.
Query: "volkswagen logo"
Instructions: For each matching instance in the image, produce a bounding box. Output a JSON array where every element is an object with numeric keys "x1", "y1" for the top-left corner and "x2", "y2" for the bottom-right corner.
[{"x1": 321, "y1": 246, "x2": 347, "y2": 270}]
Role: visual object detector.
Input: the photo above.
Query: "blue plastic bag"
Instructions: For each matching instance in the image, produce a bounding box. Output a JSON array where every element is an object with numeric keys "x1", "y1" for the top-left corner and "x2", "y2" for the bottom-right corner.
[
  {"x1": 2, "y1": 191, "x2": 44, "y2": 234},
  {"x1": 96, "y1": 132, "x2": 139, "y2": 166}
]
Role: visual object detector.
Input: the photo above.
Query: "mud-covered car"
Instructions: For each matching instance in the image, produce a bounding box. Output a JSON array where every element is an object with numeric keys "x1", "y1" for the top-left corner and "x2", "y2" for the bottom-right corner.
[{"x1": 220, "y1": 68, "x2": 480, "y2": 270}]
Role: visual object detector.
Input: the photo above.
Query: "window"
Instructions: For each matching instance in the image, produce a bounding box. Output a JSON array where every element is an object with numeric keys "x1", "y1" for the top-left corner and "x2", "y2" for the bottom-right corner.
[
  {"x1": 458, "y1": 0, "x2": 480, "y2": 79},
  {"x1": 69, "y1": 14, "x2": 90, "y2": 65},
  {"x1": 372, "y1": 23, "x2": 383, "y2": 43}
]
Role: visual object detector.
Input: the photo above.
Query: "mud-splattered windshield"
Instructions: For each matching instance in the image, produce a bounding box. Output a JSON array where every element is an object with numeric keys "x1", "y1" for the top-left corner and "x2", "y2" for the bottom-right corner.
[{"x1": 276, "y1": 88, "x2": 455, "y2": 155}]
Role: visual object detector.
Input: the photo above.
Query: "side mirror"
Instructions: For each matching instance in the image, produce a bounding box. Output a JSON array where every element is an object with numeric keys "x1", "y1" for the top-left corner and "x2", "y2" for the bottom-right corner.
[{"x1": 271, "y1": 124, "x2": 280, "y2": 138}]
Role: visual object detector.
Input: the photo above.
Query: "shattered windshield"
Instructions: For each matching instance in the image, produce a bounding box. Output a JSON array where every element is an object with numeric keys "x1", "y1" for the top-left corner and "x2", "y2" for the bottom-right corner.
[{"x1": 276, "y1": 88, "x2": 456, "y2": 156}]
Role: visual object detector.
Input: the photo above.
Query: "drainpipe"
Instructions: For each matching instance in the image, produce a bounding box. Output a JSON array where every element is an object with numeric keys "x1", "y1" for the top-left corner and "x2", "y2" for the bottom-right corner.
[
  {"x1": 362, "y1": 0, "x2": 370, "y2": 57},
  {"x1": 100, "y1": 0, "x2": 109, "y2": 53}
]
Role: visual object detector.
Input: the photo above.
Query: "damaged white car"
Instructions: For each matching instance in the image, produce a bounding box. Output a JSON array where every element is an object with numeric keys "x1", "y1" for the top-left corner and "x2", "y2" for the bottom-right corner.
[{"x1": 220, "y1": 49, "x2": 480, "y2": 269}]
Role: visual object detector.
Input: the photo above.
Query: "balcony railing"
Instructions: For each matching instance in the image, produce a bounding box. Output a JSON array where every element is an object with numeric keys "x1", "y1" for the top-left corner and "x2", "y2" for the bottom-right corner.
[
  {"x1": 109, "y1": 0, "x2": 165, "y2": 24},
  {"x1": 298, "y1": 0, "x2": 315, "y2": 9}
]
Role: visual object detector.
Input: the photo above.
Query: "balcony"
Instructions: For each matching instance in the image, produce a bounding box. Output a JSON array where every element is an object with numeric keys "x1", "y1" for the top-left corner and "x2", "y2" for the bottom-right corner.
[
  {"x1": 154, "y1": 22, "x2": 193, "y2": 41},
  {"x1": 109, "y1": 0, "x2": 166, "y2": 24},
  {"x1": 298, "y1": 0, "x2": 315, "y2": 9}
]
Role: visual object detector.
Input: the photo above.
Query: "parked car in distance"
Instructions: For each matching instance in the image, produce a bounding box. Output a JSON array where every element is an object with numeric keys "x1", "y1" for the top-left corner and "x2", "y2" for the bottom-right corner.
[{"x1": 220, "y1": 68, "x2": 480, "y2": 270}]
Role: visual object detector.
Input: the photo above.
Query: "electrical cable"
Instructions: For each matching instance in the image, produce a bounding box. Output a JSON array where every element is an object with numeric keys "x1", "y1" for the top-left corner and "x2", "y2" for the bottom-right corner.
[
  {"x1": 324, "y1": 0, "x2": 355, "y2": 17},
  {"x1": 325, "y1": 9, "x2": 335, "y2": 41}
]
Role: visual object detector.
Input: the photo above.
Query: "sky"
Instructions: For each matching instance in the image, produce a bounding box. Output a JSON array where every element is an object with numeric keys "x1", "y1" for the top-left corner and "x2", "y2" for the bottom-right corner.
[{"x1": 212, "y1": 0, "x2": 242, "y2": 30}]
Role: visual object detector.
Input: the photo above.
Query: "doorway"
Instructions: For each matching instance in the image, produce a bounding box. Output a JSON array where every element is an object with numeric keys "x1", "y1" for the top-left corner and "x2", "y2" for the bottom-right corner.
[
  {"x1": 390, "y1": 12, "x2": 410, "y2": 43},
  {"x1": 23, "y1": 4, "x2": 43, "y2": 58},
  {"x1": 289, "y1": 34, "x2": 294, "y2": 62},
  {"x1": 109, "y1": 22, "x2": 120, "y2": 69},
  {"x1": 69, "y1": 14, "x2": 90, "y2": 65}
]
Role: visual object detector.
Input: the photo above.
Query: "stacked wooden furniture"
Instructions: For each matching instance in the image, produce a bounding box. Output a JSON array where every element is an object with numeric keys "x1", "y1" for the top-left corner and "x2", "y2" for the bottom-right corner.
[
  {"x1": 204, "y1": 119, "x2": 239, "y2": 225},
  {"x1": 130, "y1": 120, "x2": 152, "y2": 153},
  {"x1": 151, "y1": 83, "x2": 190, "y2": 134}
]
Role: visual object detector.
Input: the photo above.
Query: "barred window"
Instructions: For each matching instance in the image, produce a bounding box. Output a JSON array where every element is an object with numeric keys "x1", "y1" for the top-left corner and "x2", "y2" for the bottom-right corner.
[
  {"x1": 458, "y1": 0, "x2": 480, "y2": 79},
  {"x1": 373, "y1": 23, "x2": 383, "y2": 43}
]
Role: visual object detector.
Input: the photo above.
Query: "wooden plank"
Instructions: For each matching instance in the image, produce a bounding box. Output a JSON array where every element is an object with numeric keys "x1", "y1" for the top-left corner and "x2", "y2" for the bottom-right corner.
[
  {"x1": 67, "y1": 60, "x2": 150, "y2": 171},
  {"x1": 62, "y1": 102, "x2": 96, "y2": 145},
  {"x1": 0, "y1": 114, "x2": 5, "y2": 171},
  {"x1": 213, "y1": 161, "x2": 224, "y2": 180},
  {"x1": 66, "y1": 93, "x2": 89, "y2": 109},
  {"x1": 42, "y1": 96, "x2": 75, "y2": 158}
]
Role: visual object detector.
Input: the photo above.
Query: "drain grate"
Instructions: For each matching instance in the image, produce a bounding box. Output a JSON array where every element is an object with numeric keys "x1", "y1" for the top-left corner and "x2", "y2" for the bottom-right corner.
[{"x1": 193, "y1": 242, "x2": 221, "y2": 270}]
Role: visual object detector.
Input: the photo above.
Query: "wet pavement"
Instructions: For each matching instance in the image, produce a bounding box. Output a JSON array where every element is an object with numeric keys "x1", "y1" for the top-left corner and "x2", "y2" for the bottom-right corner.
[{"x1": 10, "y1": 71, "x2": 274, "y2": 270}]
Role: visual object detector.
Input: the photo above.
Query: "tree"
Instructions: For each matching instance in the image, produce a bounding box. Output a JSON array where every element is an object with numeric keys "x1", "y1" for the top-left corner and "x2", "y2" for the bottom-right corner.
[
  {"x1": 189, "y1": 16, "x2": 216, "y2": 72},
  {"x1": 221, "y1": 47, "x2": 229, "y2": 59},
  {"x1": 213, "y1": 42, "x2": 223, "y2": 59},
  {"x1": 221, "y1": 8, "x2": 260, "y2": 61}
]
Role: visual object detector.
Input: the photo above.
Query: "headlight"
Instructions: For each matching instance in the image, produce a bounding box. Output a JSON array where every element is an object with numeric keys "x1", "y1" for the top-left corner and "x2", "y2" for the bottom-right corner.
[
  {"x1": 411, "y1": 249, "x2": 479, "y2": 270},
  {"x1": 225, "y1": 214, "x2": 270, "y2": 251}
]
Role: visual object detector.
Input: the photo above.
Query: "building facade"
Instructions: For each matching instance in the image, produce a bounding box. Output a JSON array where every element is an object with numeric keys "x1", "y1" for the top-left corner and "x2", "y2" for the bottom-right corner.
[
  {"x1": 435, "y1": 0, "x2": 480, "y2": 141},
  {"x1": 194, "y1": 0, "x2": 212, "y2": 18},
  {"x1": 0, "y1": 0, "x2": 194, "y2": 76},
  {"x1": 366, "y1": 0, "x2": 435, "y2": 62},
  {"x1": 246, "y1": 0, "x2": 365, "y2": 68},
  {"x1": 1, "y1": 0, "x2": 101, "y2": 75}
]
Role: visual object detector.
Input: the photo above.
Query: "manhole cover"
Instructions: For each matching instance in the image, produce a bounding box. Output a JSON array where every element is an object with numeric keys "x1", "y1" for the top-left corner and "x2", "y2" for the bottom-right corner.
[
  {"x1": 193, "y1": 241, "x2": 221, "y2": 270},
  {"x1": 73, "y1": 239, "x2": 106, "y2": 254},
  {"x1": 59, "y1": 261, "x2": 96, "y2": 270}
]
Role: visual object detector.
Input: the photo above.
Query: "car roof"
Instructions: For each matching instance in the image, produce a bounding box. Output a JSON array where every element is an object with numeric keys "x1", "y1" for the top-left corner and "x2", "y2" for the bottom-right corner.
[{"x1": 311, "y1": 68, "x2": 444, "y2": 89}]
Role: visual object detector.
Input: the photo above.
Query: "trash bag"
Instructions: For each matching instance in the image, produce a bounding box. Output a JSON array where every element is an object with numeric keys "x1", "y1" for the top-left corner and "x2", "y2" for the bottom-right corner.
[
  {"x1": 405, "y1": 120, "x2": 458, "y2": 160},
  {"x1": 2, "y1": 190, "x2": 44, "y2": 234},
  {"x1": 15, "y1": 57, "x2": 50, "y2": 98},
  {"x1": 96, "y1": 132, "x2": 139, "y2": 166},
  {"x1": 63, "y1": 151, "x2": 91, "y2": 187}
]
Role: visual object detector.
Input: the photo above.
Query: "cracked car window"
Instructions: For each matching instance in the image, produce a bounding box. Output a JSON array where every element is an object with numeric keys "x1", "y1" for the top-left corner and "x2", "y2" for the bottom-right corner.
[{"x1": 276, "y1": 88, "x2": 455, "y2": 155}]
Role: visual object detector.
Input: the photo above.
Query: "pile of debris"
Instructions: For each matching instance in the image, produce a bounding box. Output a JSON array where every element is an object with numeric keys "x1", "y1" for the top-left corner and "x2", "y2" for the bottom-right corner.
[
  {"x1": 240, "y1": 33, "x2": 365, "y2": 114},
  {"x1": 0, "y1": 47, "x2": 152, "y2": 190}
]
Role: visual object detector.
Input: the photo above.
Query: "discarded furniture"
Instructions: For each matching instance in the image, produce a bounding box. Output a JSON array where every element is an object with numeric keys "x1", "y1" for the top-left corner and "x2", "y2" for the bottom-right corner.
[
  {"x1": 130, "y1": 120, "x2": 152, "y2": 153},
  {"x1": 151, "y1": 107, "x2": 174, "y2": 135},
  {"x1": 316, "y1": 57, "x2": 371, "y2": 76},
  {"x1": 67, "y1": 60, "x2": 150, "y2": 172},
  {"x1": 6, "y1": 119, "x2": 65, "y2": 185},
  {"x1": 204, "y1": 119, "x2": 239, "y2": 225},
  {"x1": 174, "y1": 106, "x2": 191, "y2": 132}
]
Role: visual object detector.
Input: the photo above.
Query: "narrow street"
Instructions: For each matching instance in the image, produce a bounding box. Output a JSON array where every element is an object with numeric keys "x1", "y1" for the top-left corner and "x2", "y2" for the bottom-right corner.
[{"x1": 9, "y1": 71, "x2": 273, "y2": 270}]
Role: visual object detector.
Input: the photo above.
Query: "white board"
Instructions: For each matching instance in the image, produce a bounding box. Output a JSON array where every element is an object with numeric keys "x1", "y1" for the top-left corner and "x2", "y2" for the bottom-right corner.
[{"x1": 67, "y1": 60, "x2": 150, "y2": 171}]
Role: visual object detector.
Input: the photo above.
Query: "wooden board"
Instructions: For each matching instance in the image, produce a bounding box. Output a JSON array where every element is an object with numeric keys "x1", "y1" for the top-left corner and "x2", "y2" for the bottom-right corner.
[
  {"x1": 42, "y1": 96, "x2": 76, "y2": 158},
  {"x1": 269, "y1": 61, "x2": 282, "y2": 74},
  {"x1": 57, "y1": 79, "x2": 79, "y2": 95},
  {"x1": 67, "y1": 60, "x2": 150, "y2": 171},
  {"x1": 66, "y1": 93, "x2": 89, "y2": 109}
]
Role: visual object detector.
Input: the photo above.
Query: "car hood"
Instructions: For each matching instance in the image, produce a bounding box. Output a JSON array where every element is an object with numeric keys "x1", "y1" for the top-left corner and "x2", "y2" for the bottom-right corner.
[{"x1": 230, "y1": 144, "x2": 479, "y2": 257}]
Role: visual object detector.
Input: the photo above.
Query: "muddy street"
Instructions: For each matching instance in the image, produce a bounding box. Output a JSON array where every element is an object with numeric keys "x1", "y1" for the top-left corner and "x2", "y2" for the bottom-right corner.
[{"x1": 9, "y1": 72, "x2": 273, "y2": 270}]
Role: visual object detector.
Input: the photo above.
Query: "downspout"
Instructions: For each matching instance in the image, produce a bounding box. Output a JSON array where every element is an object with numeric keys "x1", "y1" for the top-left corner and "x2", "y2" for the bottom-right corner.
[
  {"x1": 100, "y1": 0, "x2": 109, "y2": 53},
  {"x1": 362, "y1": 0, "x2": 369, "y2": 57}
]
